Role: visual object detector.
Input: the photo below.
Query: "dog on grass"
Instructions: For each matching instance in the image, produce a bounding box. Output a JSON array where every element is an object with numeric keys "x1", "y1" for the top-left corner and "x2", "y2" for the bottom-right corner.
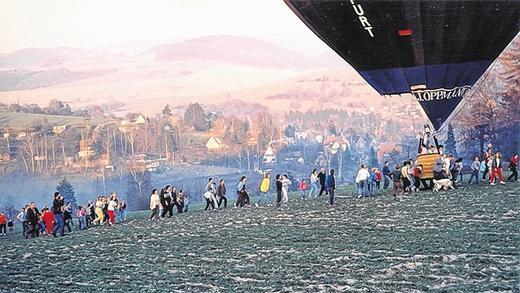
[{"x1": 432, "y1": 179, "x2": 455, "y2": 191}]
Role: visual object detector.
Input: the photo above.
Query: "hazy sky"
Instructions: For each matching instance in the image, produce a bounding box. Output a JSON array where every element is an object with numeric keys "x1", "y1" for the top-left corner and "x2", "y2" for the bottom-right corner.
[{"x1": 0, "y1": 0, "x2": 330, "y2": 55}]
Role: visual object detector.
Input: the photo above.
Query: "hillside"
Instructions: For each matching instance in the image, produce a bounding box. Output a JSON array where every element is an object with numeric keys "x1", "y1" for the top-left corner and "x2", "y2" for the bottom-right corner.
[
  {"x1": 0, "y1": 35, "x2": 350, "y2": 115},
  {"x1": 0, "y1": 112, "x2": 110, "y2": 130},
  {"x1": 151, "y1": 35, "x2": 316, "y2": 69},
  {"x1": 0, "y1": 47, "x2": 89, "y2": 69},
  {"x1": 1, "y1": 183, "x2": 518, "y2": 292}
]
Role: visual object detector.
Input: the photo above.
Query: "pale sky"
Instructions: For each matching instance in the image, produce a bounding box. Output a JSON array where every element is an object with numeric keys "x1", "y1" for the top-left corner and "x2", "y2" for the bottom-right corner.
[{"x1": 0, "y1": 0, "x2": 329, "y2": 55}]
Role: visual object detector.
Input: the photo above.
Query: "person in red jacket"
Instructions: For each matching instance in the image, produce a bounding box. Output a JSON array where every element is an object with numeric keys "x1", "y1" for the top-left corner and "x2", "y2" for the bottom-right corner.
[
  {"x1": 374, "y1": 168, "x2": 382, "y2": 190},
  {"x1": 490, "y1": 152, "x2": 506, "y2": 185},
  {"x1": 41, "y1": 208, "x2": 55, "y2": 236},
  {"x1": 0, "y1": 212, "x2": 7, "y2": 236},
  {"x1": 299, "y1": 179, "x2": 308, "y2": 199}
]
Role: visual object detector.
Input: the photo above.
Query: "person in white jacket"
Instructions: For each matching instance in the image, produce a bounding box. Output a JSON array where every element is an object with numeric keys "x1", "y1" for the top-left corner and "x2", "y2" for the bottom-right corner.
[
  {"x1": 356, "y1": 164, "x2": 370, "y2": 198},
  {"x1": 149, "y1": 189, "x2": 160, "y2": 221},
  {"x1": 309, "y1": 169, "x2": 319, "y2": 198},
  {"x1": 281, "y1": 175, "x2": 291, "y2": 203}
]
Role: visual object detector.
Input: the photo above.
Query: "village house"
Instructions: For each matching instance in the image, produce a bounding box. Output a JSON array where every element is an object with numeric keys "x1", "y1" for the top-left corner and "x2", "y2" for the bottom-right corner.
[
  {"x1": 52, "y1": 125, "x2": 68, "y2": 134},
  {"x1": 206, "y1": 136, "x2": 226, "y2": 151}
]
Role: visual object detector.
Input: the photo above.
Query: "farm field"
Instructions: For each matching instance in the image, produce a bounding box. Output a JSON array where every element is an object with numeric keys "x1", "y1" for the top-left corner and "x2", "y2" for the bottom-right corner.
[{"x1": 0, "y1": 183, "x2": 518, "y2": 292}]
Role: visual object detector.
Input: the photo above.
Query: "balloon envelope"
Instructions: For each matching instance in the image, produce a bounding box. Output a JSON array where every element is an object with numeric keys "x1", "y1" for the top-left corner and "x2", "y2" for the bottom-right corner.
[{"x1": 285, "y1": 0, "x2": 520, "y2": 130}]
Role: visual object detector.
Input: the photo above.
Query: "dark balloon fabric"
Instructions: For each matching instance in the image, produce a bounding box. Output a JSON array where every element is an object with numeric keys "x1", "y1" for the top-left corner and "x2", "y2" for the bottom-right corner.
[{"x1": 285, "y1": 0, "x2": 520, "y2": 129}]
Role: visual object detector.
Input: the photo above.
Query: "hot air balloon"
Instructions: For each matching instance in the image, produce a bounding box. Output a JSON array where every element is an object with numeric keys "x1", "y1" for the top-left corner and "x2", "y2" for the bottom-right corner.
[
  {"x1": 285, "y1": 0, "x2": 520, "y2": 179},
  {"x1": 284, "y1": 0, "x2": 520, "y2": 130}
]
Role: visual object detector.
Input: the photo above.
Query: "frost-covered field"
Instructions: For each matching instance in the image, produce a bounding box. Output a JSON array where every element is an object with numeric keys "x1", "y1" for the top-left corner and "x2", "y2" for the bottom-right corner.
[{"x1": 1, "y1": 183, "x2": 518, "y2": 292}]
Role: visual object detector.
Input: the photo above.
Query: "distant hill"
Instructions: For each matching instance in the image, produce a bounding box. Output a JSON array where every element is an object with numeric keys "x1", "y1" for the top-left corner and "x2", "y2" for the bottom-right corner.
[
  {"x1": 0, "y1": 47, "x2": 90, "y2": 69},
  {"x1": 0, "y1": 35, "x2": 354, "y2": 113},
  {"x1": 0, "y1": 68, "x2": 114, "y2": 91},
  {"x1": 151, "y1": 35, "x2": 316, "y2": 69}
]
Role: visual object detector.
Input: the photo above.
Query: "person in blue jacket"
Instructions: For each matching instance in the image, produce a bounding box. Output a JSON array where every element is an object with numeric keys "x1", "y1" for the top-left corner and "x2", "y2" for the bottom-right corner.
[{"x1": 325, "y1": 169, "x2": 336, "y2": 206}]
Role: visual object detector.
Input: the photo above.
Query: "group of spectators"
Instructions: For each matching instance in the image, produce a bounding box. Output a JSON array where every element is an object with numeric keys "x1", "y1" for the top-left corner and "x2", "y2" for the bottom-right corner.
[
  {"x1": 148, "y1": 186, "x2": 189, "y2": 220},
  {"x1": 0, "y1": 192, "x2": 128, "y2": 239},
  {"x1": 146, "y1": 168, "x2": 339, "y2": 219},
  {"x1": 356, "y1": 144, "x2": 519, "y2": 198},
  {"x1": 1, "y1": 144, "x2": 517, "y2": 238}
]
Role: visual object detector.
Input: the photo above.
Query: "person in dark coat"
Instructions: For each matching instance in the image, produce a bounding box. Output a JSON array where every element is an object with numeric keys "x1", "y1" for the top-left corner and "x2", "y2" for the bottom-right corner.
[
  {"x1": 382, "y1": 161, "x2": 391, "y2": 189},
  {"x1": 326, "y1": 169, "x2": 336, "y2": 206},
  {"x1": 318, "y1": 168, "x2": 327, "y2": 196},
  {"x1": 25, "y1": 203, "x2": 39, "y2": 239},
  {"x1": 52, "y1": 192, "x2": 65, "y2": 237},
  {"x1": 160, "y1": 185, "x2": 173, "y2": 218},
  {"x1": 275, "y1": 174, "x2": 283, "y2": 206},
  {"x1": 217, "y1": 179, "x2": 227, "y2": 208}
]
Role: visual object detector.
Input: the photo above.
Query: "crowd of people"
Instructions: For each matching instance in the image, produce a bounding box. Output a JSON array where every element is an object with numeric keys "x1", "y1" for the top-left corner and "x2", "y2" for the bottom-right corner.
[
  {"x1": 0, "y1": 192, "x2": 129, "y2": 239},
  {"x1": 170, "y1": 168, "x2": 338, "y2": 219},
  {"x1": 1, "y1": 143, "x2": 517, "y2": 239},
  {"x1": 353, "y1": 144, "x2": 518, "y2": 198}
]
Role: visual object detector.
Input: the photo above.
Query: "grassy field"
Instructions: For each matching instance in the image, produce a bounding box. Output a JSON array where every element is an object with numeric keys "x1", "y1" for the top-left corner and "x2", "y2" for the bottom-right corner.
[
  {"x1": 0, "y1": 111, "x2": 111, "y2": 130},
  {"x1": 0, "y1": 183, "x2": 518, "y2": 292}
]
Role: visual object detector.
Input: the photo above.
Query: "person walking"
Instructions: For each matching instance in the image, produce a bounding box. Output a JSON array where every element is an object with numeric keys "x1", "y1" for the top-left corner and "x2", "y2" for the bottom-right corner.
[
  {"x1": 256, "y1": 173, "x2": 271, "y2": 207},
  {"x1": 356, "y1": 164, "x2": 370, "y2": 198},
  {"x1": 401, "y1": 161, "x2": 412, "y2": 193},
  {"x1": 176, "y1": 190, "x2": 185, "y2": 213},
  {"x1": 0, "y1": 212, "x2": 7, "y2": 236},
  {"x1": 392, "y1": 165, "x2": 403, "y2": 198},
  {"x1": 41, "y1": 208, "x2": 55, "y2": 236},
  {"x1": 76, "y1": 206, "x2": 86, "y2": 230},
  {"x1": 92, "y1": 196, "x2": 105, "y2": 225},
  {"x1": 217, "y1": 180, "x2": 227, "y2": 208},
  {"x1": 318, "y1": 168, "x2": 327, "y2": 196},
  {"x1": 235, "y1": 176, "x2": 250, "y2": 208},
  {"x1": 309, "y1": 169, "x2": 319, "y2": 198},
  {"x1": 108, "y1": 194, "x2": 118, "y2": 225},
  {"x1": 275, "y1": 174, "x2": 283, "y2": 207},
  {"x1": 149, "y1": 189, "x2": 161, "y2": 220},
  {"x1": 160, "y1": 186, "x2": 173, "y2": 218},
  {"x1": 118, "y1": 200, "x2": 127, "y2": 221},
  {"x1": 171, "y1": 187, "x2": 178, "y2": 213},
  {"x1": 179, "y1": 191, "x2": 187, "y2": 213},
  {"x1": 468, "y1": 156, "x2": 480, "y2": 184},
  {"x1": 508, "y1": 153, "x2": 518, "y2": 182},
  {"x1": 490, "y1": 152, "x2": 506, "y2": 185},
  {"x1": 204, "y1": 178, "x2": 217, "y2": 211},
  {"x1": 433, "y1": 155, "x2": 445, "y2": 180},
  {"x1": 63, "y1": 202, "x2": 73, "y2": 233},
  {"x1": 52, "y1": 192, "x2": 65, "y2": 237},
  {"x1": 16, "y1": 207, "x2": 27, "y2": 236},
  {"x1": 456, "y1": 158, "x2": 464, "y2": 182},
  {"x1": 369, "y1": 168, "x2": 378, "y2": 195},
  {"x1": 85, "y1": 201, "x2": 92, "y2": 227},
  {"x1": 24, "y1": 203, "x2": 39, "y2": 239},
  {"x1": 382, "y1": 161, "x2": 391, "y2": 189},
  {"x1": 87, "y1": 201, "x2": 95, "y2": 226},
  {"x1": 299, "y1": 179, "x2": 308, "y2": 199},
  {"x1": 482, "y1": 150, "x2": 492, "y2": 181},
  {"x1": 326, "y1": 169, "x2": 336, "y2": 205},
  {"x1": 281, "y1": 175, "x2": 291, "y2": 203},
  {"x1": 412, "y1": 164, "x2": 423, "y2": 192}
]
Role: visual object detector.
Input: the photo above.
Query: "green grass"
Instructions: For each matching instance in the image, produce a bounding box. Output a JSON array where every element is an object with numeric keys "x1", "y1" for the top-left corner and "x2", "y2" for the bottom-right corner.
[
  {"x1": 0, "y1": 182, "x2": 518, "y2": 292},
  {"x1": 0, "y1": 111, "x2": 111, "y2": 130}
]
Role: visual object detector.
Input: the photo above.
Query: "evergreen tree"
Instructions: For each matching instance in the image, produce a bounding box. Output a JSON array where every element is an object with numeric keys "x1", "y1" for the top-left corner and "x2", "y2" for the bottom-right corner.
[
  {"x1": 56, "y1": 178, "x2": 77, "y2": 210},
  {"x1": 444, "y1": 124, "x2": 458, "y2": 157},
  {"x1": 162, "y1": 104, "x2": 172, "y2": 117},
  {"x1": 184, "y1": 103, "x2": 211, "y2": 131}
]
